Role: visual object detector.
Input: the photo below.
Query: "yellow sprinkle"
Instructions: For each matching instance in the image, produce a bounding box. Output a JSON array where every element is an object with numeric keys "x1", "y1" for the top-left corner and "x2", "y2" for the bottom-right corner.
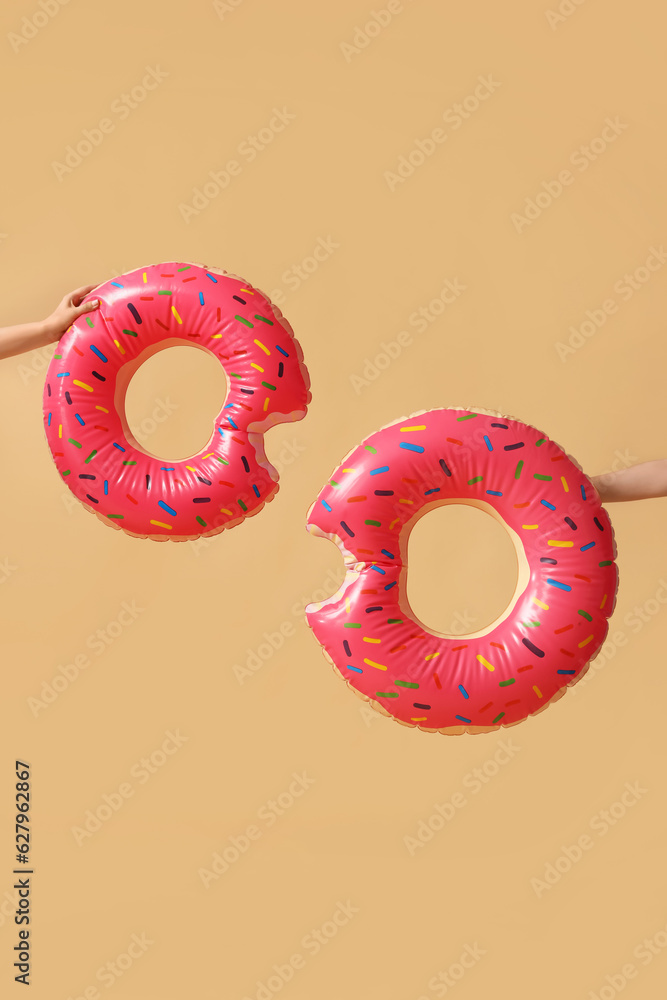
[
  {"x1": 345, "y1": 597, "x2": 350, "y2": 614},
  {"x1": 114, "y1": 339, "x2": 126, "y2": 355},
  {"x1": 171, "y1": 305, "x2": 182, "y2": 324},
  {"x1": 600, "y1": 593, "x2": 607, "y2": 609},
  {"x1": 578, "y1": 634, "x2": 594, "y2": 647},
  {"x1": 400, "y1": 425, "x2": 426, "y2": 432},
  {"x1": 389, "y1": 518, "x2": 399, "y2": 529},
  {"x1": 58, "y1": 424, "x2": 62, "y2": 438},
  {"x1": 220, "y1": 508, "x2": 232, "y2": 515},
  {"x1": 532, "y1": 597, "x2": 549, "y2": 610},
  {"x1": 561, "y1": 476, "x2": 569, "y2": 492},
  {"x1": 522, "y1": 524, "x2": 539, "y2": 530},
  {"x1": 263, "y1": 397, "x2": 270, "y2": 411},
  {"x1": 477, "y1": 655, "x2": 495, "y2": 672},
  {"x1": 95, "y1": 405, "x2": 109, "y2": 413},
  {"x1": 533, "y1": 685, "x2": 543, "y2": 698},
  {"x1": 425, "y1": 652, "x2": 441, "y2": 661},
  {"x1": 73, "y1": 379, "x2": 93, "y2": 392},
  {"x1": 240, "y1": 288, "x2": 254, "y2": 294},
  {"x1": 363, "y1": 637, "x2": 381, "y2": 643},
  {"x1": 364, "y1": 659, "x2": 387, "y2": 671},
  {"x1": 212, "y1": 333, "x2": 222, "y2": 339},
  {"x1": 548, "y1": 540, "x2": 574, "y2": 547},
  {"x1": 150, "y1": 520, "x2": 172, "y2": 529},
  {"x1": 250, "y1": 363, "x2": 264, "y2": 372},
  {"x1": 143, "y1": 271, "x2": 147, "y2": 283},
  {"x1": 342, "y1": 468, "x2": 356, "y2": 473},
  {"x1": 411, "y1": 717, "x2": 428, "y2": 722},
  {"x1": 254, "y1": 339, "x2": 270, "y2": 355},
  {"x1": 399, "y1": 499, "x2": 414, "y2": 505},
  {"x1": 202, "y1": 453, "x2": 214, "y2": 459},
  {"x1": 186, "y1": 466, "x2": 197, "y2": 472}
]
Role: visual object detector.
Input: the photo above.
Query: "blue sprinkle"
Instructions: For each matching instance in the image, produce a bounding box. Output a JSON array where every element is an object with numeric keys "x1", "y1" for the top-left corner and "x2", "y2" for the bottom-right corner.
[
  {"x1": 47, "y1": 413, "x2": 52, "y2": 426},
  {"x1": 113, "y1": 442, "x2": 125, "y2": 452},
  {"x1": 158, "y1": 501, "x2": 177, "y2": 517},
  {"x1": 370, "y1": 466, "x2": 389, "y2": 476},
  {"x1": 547, "y1": 578, "x2": 572, "y2": 592},
  {"x1": 321, "y1": 500, "x2": 332, "y2": 511},
  {"x1": 399, "y1": 442, "x2": 424, "y2": 453},
  {"x1": 424, "y1": 487, "x2": 440, "y2": 495},
  {"x1": 224, "y1": 403, "x2": 233, "y2": 409},
  {"x1": 541, "y1": 500, "x2": 556, "y2": 510},
  {"x1": 161, "y1": 468, "x2": 175, "y2": 472},
  {"x1": 458, "y1": 684, "x2": 469, "y2": 699},
  {"x1": 384, "y1": 581, "x2": 396, "y2": 591},
  {"x1": 275, "y1": 345, "x2": 289, "y2": 357},
  {"x1": 557, "y1": 669, "x2": 576, "y2": 675},
  {"x1": 580, "y1": 541, "x2": 595, "y2": 551},
  {"x1": 217, "y1": 427, "x2": 225, "y2": 438},
  {"x1": 110, "y1": 281, "x2": 124, "y2": 288},
  {"x1": 455, "y1": 715, "x2": 472, "y2": 723},
  {"x1": 484, "y1": 435, "x2": 493, "y2": 451},
  {"x1": 104, "y1": 480, "x2": 108, "y2": 495},
  {"x1": 199, "y1": 292, "x2": 204, "y2": 305},
  {"x1": 75, "y1": 413, "x2": 85, "y2": 426},
  {"x1": 371, "y1": 565, "x2": 386, "y2": 575},
  {"x1": 227, "y1": 417, "x2": 238, "y2": 430},
  {"x1": 347, "y1": 665, "x2": 363, "y2": 673},
  {"x1": 90, "y1": 345, "x2": 108, "y2": 363},
  {"x1": 56, "y1": 372, "x2": 70, "y2": 377},
  {"x1": 205, "y1": 273, "x2": 218, "y2": 282},
  {"x1": 381, "y1": 549, "x2": 394, "y2": 559},
  {"x1": 486, "y1": 490, "x2": 502, "y2": 496},
  {"x1": 580, "y1": 485, "x2": 586, "y2": 500},
  {"x1": 252, "y1": 484, "x2": 260, "y2": 498}
]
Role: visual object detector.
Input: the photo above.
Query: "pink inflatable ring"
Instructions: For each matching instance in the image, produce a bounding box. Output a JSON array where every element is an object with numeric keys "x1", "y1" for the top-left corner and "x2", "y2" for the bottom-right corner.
[
  {"x1": 43, "y1": 262, "x2": 310, "y2": 541},
  {"x1": 306, "y1": 407, "x2": 618, "y2": 735}
]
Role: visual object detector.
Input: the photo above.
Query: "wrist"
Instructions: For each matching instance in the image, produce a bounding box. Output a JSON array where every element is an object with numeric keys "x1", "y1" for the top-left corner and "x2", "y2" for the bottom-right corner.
[{"x1": 39, "y1": 316, "x2": 61, "y2": 346}]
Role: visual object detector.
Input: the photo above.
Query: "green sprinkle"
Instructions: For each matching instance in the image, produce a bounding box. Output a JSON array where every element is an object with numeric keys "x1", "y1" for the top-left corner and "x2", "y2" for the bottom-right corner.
[
  {"x1": 492, "y1": 712, "x2": 505, "y2": 723},
  {"x1": 215, "y1": 456, "x2": 230, "y2": 465},
  {"x1": 122, "y1": 461, "x2": 137, "y2": 466},
  {"x1": 177, "y1": 266, "x2": 191, "y2": 271},
  {"x1": 122, "y1": 329, "x2": 138, "y2": 337},
  {"x1": 578, "y1": 610, "x2": 593, "y2": 622},
  {"x1": 230, "y1": 373, "x2": 242, "y2": 379},
  {"x1": 238, "y1": 499, "x2": 247, "y2": 511},
  {"x1": 376, "y1": 692, "x2": 399, "y2": 698},
  {"x1": 54, "y1": 354, "x2": 62, "y2": 359},
  {"x1": 255, "y1": 315, "x2": 273, "y2": 325},
  {"x1": 522, "y1": 621, "x2": 541, "y2": 627},
  {"x1": 343, "y1": 623, "x2": 361, "y2": 629},
  {"x1": 365, "y1": 519, "x2": 381, "y2": 526},
  {"x1": 515, "y1": 460, "x2": 524, "y2": 478},
  {"x1": 85, "y1": 316, "x2": 94, "y2": 328},
  {"x1": 534, "y1": 474, "x2": 552, "y2": 481},
  {"x1": 235, "y1": 315, "x2": 253, "y2": 328},
  {"x1": 68, "y1": 438, "x2": 82, "y2": 448},
  {"x1": 388, "y1": 619, "x2": 403, "y2": 624},
  {"x1": 457, "y1": 413, "x2": 477, "y2": 420},
  {"x1": 468, "y1": 475, "x2": 483, "y2": 485},
  {"x1": 106, "y1": 514, "x2": 124, "y2": 519},
  {"x1": 365, "y1": 445, "x2": 377, "y2": 453},
  {"x1": 261, "y1": 381, "x2": 276, "y2": 390},
  {"x1": 158, "y1": 290, "x2": 172, "y2": 295},
  {"x1": 536, "y1": 438, "x2": 547, "y2": 446},
  {"x1": 84, "y1": 450, "x2": 97, "y2": 464},
  {"x1": 196, "y1": 516, "x2": 207, "y2": 527},
  {"x1": 62, "y1": 469, "x2": 71, "y2": 476},
  {"x1": 599, "y1": 560, "x2": 612, "y2": 567},
  {"x1": 395, "y1": 680, "x2": 419, "y2": 688},
  {"x1": 330, "y1": 480, "x2": 340, "y2": 488},
  {"x1": 499, "y1": 679, "x2": 515, "y2": 687}
]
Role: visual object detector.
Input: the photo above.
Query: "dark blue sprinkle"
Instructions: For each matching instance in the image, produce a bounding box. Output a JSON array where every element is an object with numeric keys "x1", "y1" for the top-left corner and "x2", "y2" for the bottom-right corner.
[
  {"x1": 193, "y1": 497, "x2": 211, "y2": 503},
  {"x1": 146, "y1": 475, "x2": 151, "y2": 490},
  {"x1": 241, "y1": 456, "x2": 250, "y2": 473},
  {"x1": 558, "y1": 669, "x2": 576, "y2": 675},
  {"x1": 233, "y1": 295, "x2": 246, "y2": 304},
  {"x1": 47, "y1": 383, "x2": 51, "y2": 396},
  {"x1": 384, "y1": 581, "x2": 396, "y2": 591},
  {"x1": 439, "y1": 458, "x2": 452, "y2": 476},
  {"x1": 381, "y1": 549, "x2": 394, "y2": 559},
  {"x1": 340, "y1": 521, "x2": 355, "y2": 537},
  {"x1": 65, "y1": 391, "x2": 72, "y2": 405},
  {"x1": 278, "y1": 362, "x2": 284, "y2": 378},
  {"x1": 491, "y1": 422, "x2": 508, "y2": 428},
  {"x1": 240, "y1": 388, "x2": 254, "y2": 395},
  {"x1": 504, "y1": 442, "x2": 525, "y2": 451},
  {"x1": 85, "y1": 494, "x2": 99, "y2": 504},
  {"x1": 365, "y1": 606, "x2": 383, "y2": 613},
  {"x1": 594, "y1": 517, "x2": 604, "y2": 531},
  {"x1": 79, "y1": 474, "x2": 95, "y2": 480},
  {"x1": 92, "y1": 371, "x2": 105, "y2": 382},
  {"x1": 564, "y1": 517, "x2": 577, "y2": 530},
  {"x1": 343, "y1": 640, "x2": 352, "y2": 657},
  {"x1": 414, "y1": 703, "x2": 431, "y2": 710},
  {"x1": 540, "y1": 557, "x2": 558, "y2": 564},
  {"x1": 374, "y1": 490, "x2": 394, "y2": 496},
  {"x1": 424, "y1": 487, "x2": 440, "y2": 495},
  {"x1": 197, "y1": 476, "x2": 212, "y2": 486}
]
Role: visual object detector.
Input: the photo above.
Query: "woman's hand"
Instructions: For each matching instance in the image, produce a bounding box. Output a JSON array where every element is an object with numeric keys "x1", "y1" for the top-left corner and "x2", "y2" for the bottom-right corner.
[{"x1": 42, "y1": 284, "x2": 101, "y2": 342}]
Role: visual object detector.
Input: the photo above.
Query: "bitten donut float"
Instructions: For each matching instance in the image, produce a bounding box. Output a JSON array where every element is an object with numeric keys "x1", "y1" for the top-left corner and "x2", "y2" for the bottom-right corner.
[
  {"x1": 305, "y1": 407, "x2": 618, "y2": 735},
  {"x1": 43, "y1": 262, "x2": 310, "y2": 541}
]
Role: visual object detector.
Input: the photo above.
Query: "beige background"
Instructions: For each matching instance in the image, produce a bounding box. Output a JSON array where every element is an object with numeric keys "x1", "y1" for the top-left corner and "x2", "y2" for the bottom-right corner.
[{"x1": 1, "y1": 0, "x2": 667, "y2": 997}]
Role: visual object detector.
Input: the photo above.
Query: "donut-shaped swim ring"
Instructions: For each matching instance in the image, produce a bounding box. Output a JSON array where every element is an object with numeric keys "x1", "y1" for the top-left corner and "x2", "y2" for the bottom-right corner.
[
  {"x1": 43, "y1": 262, "x2": 310, "y2": 541},
  {"x1": 305, "y1": 407, "x2": 618, "y2": 735}
]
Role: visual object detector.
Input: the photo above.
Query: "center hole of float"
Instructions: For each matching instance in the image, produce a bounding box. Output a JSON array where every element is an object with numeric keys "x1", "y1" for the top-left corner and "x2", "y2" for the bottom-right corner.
[
  {"x1": 406, "y1": 501, "x2": 527, "y2": 639},
  {"x1": 123, "y1": 344, "x2": 228, "y2": 462}
]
